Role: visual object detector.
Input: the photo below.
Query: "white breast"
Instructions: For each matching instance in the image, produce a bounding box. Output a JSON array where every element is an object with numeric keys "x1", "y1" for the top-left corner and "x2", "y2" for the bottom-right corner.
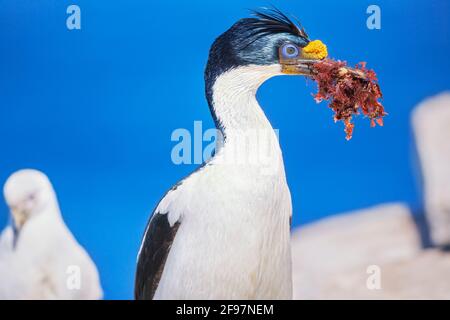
[{"x1": 154, "y1": 65, "x2": 293, "y2": 299}]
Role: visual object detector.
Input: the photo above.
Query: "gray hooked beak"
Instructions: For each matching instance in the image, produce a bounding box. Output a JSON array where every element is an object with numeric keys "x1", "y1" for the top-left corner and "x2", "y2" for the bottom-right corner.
[{"x1": 280, "y1": 59, "x2": 320, "y2": 76}]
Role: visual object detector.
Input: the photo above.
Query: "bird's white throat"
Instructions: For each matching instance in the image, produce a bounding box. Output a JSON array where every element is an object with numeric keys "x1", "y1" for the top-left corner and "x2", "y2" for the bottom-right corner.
[{"x1": 210, "y1": 64, "x2": 285, "y2": 175}]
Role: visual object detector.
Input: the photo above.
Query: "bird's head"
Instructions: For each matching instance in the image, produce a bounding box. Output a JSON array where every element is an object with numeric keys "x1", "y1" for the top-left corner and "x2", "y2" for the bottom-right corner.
[
  {"x1": 205, "y1": 8, "x2": 327, "y2": 108},
  {"x1": 3, "y1": 169, "x2": 55, "y2": 232}
]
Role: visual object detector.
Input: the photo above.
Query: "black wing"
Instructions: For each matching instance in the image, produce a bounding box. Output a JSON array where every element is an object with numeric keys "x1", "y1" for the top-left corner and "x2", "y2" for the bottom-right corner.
[{"x1": 134, "y1": 212, "x2": 181, "y2": 300}]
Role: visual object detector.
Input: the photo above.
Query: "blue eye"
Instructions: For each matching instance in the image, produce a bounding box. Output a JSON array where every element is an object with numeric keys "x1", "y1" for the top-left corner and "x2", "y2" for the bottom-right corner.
[{"x1": 281, "y1": 44, "x2": 300, "y2": 59}]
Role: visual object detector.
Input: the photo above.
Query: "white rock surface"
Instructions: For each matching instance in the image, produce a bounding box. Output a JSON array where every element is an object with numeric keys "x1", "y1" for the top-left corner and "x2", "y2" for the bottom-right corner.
[
  {"x1": 412, "y1": 92, "x2": 450, "y2": 246},
  {"x1": 292, "y1": 203, "x2": 450, "y2": 299}
]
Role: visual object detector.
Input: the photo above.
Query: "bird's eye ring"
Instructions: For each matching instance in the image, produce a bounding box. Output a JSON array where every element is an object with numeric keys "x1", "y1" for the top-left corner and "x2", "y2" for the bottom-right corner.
[{"x1": 281, "y1": 44, "x2": 300, "y2": 59}]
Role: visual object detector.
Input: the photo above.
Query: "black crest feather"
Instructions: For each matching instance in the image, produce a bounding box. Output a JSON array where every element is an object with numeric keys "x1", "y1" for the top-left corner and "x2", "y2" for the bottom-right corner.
[{"x1": 249, "y1": 7, "x2": 309, "y2": 41}]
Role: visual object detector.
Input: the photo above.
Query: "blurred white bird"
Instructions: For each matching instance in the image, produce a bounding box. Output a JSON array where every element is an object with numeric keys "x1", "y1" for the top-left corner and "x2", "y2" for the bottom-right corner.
[{"x1": 0, "y1": 169, "x2": 103, "y2": 300}]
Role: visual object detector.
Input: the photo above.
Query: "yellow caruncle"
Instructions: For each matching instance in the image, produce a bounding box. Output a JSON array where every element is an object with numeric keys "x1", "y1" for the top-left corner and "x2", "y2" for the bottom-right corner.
[{"x1": 302, "y1": 40, "x2": 328, "y2": 60}]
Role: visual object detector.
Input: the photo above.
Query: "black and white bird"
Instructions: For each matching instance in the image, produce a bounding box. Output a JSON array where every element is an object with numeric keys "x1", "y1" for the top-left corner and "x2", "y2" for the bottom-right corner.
[
  {"x1": 0, "y1": 169, "x2": 102, "y2": 300},
  {"x1": 135, "y1": 9, "x2": 327, "y2": 300}
]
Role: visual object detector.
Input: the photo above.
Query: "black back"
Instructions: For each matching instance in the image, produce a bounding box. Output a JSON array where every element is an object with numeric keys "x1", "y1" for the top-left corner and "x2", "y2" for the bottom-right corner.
[{"x1": 134, "y1": 212, "x2": 181, "y2": 299}]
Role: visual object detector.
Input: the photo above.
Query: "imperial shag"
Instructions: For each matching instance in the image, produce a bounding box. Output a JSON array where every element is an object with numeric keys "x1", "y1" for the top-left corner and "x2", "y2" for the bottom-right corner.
[{"x1": 135, "y1": 8, "x2": 327, "y2": 300}]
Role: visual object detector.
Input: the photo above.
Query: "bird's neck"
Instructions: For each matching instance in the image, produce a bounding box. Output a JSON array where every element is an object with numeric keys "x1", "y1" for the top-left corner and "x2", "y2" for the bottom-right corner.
[
  {"x1": 207, "y1": 65, "x2": 285, "y2": 173},
  {"x1": 208, "y1": 65, "x2": 280, "y2": 133}
]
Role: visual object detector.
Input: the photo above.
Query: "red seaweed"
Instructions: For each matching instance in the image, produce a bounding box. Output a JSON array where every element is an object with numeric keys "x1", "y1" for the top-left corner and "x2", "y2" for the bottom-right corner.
[{"x1": 310, "y1": 59, "x2": 386, "y2": 140}]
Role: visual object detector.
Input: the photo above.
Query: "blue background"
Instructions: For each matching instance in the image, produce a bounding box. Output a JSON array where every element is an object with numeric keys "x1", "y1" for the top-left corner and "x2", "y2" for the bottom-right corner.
[{"x1": 0, "y1": 0, "x2": 449, "y2": 299}]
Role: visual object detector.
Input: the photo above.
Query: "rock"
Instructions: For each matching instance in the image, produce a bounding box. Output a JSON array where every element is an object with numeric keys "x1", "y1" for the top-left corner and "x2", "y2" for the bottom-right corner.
[
  {"x1": 291, "y1": 92, "x2": 450, "y2": 299},
  {"x1": 292, "y1": 203, "x2": 450, "y2": 299},
  {"x1": 412, "y1": 92, "x2": 450, "y2": 246}
]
